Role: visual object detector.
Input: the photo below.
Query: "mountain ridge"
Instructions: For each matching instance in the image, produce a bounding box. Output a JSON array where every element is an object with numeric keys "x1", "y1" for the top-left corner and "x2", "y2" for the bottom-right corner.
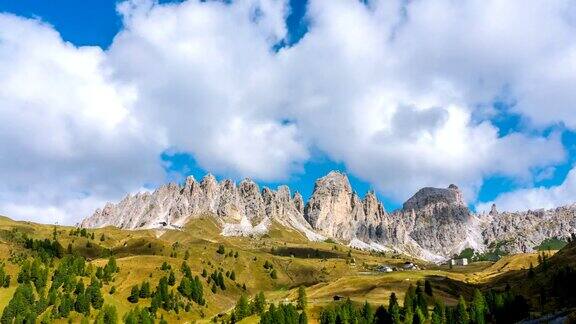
[{"x1": 81, "y1": 171, "x2": 576, "y2": 262}]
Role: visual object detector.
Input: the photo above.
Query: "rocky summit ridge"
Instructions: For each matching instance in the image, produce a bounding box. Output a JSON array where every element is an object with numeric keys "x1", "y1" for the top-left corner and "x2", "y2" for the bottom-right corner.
[{"x1": 81, "y1": 171, "x2": 576, "y2": 262}]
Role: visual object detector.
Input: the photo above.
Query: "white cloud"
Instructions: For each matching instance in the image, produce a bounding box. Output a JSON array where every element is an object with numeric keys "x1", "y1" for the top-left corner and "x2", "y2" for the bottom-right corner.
[
  {"x1": 106, "y1": 0, "x2": 569, "y2": 202},
  {"x1": 477, "y1": 167, "x2": 576, "y2": 212},
  {"x1": 2, "y1": 0, "x2": 576, "y2": 224},
  {"x1": 273, "y1": 0, "x2": 568, "y2": 200},
  {"x1": 108, "y1": 0, "x2": 309, "y2": 181},
  {"x1": 0, "y1": 14, "x2": 164, "y2": 224}
]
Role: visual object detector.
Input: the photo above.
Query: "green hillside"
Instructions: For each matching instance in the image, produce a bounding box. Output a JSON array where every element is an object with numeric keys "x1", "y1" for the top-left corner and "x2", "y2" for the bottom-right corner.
[{"x1": 0, "y1": 215, "x2": 575, "y2": 323}]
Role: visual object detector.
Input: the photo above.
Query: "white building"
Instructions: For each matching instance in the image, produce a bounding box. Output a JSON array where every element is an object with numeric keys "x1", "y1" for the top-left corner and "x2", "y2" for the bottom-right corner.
[
  {"x1": 449, "y1": 258, "x2": 468, "y2": 266},
  {"x1": 402, "y1": 262, "x2": 418, "y2": 270},
  {"x1": 376, "y1": 265, "x2": 394, "y2": 272}
]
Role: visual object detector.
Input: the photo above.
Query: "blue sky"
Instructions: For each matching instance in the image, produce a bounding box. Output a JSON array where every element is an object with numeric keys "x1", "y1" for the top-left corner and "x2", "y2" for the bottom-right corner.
[
  {"x1": 0, "y1": 0, "x2": 308, "y2": 48},
  {"x1": 1, "y1": 0, "x2": 393, "y2": 205},
  {"x1": 1, "y1": 0, "x2": 576, "y2": 223}
]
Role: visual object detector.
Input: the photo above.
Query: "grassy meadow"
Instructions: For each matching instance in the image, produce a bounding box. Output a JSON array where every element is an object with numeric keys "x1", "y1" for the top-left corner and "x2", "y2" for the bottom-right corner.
[{"x1": 0, "y1": 214, "x2": 570, "y2": 323}]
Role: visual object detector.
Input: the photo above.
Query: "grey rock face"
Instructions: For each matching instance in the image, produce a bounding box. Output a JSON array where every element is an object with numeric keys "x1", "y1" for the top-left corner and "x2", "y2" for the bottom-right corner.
[
  {"x1": 393, "y1": 185, "x2": 474, "y2": 259},
  {"x1": 81, "y1": 171, "x2": 576, "y2": 261},
  {"x1": 403, "y1": 185, "x2": 465, "y2": 210},
  {"x1": 482, "y1": 206, "x2": 576, "y2": 254},
  {"x1": 304, "y1": 171, "x2": 388, "y2": 242},
  {"x1": 81, "y1": 174, "x2": 321, "y2": 240}
]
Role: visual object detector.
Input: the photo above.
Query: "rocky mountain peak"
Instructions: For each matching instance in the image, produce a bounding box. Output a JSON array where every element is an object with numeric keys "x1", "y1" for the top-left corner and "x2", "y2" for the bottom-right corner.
[
  {"x1": 314, "y1": 171, "x2": 352, "y2": 193},
  {"x1": 305, "y1": 172, "x2": 388, "y2": 242},
  {"x1": 184, "y1": 175, "x2": 196, "y2": 186},
  {"x1": 402, "y1": 185, "x2": 466, "y2": 211},
  {"x1": 489, "y1": 203, "x2": 498, "y2": 215},
  {"x1": 200, "y1": 173, "x2": 218, "y2": 193},
  {"x1": 293, "y1": 192, "x2": 304, "y2": 214},
  {"x1": 81, "y1": 170, "x2": 576, "y2": 262}
]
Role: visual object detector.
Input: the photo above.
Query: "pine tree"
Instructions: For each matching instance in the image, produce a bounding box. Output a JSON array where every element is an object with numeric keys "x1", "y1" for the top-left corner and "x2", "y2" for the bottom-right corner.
[
  {"x1": 75, "y1": 292, "x2": 91, "y2": 315},
  {"x1": 178, "y1": 277, "x2": 192, "y2": 298},
  {"x1": 88, "y1": 279, "x2": 104, "y2": 309},
  {"x1": 415, "y1": 284, "x2": 428, "y2": 317},
  {"x1": 414, "y1": 308, "x2": 426, "y2": 324},
  {"x1": 180, "y1": 261, "x2": 192, "y2": 279},
  {"x1": 128, "y1": 285, "x2": 140, "y2": 303},
  {"x1": 431, "y1": 299, "x2": 446, "y2": 324},
  {"x1": 455, "y1": 296, "x2": 470, "y2": 324},
  {"x1": 361, "y1": 301, "x2": 374, "y2": 322},
  {"x1": 297, "y1": 286, "x2": 307, "y2": 310},
  {"x1": 168, "y1": 270, "x2": 176, "y2": 286},
  {"x1": 230, "y1": 270, "x2": 236, "y2": 281},
  {"x1": 95, "y1": 304, "x2": 118, "y2": 324},
  {"x1": 150, "y1": 293, "x2": 161, "y2": 315},
  {"x1": 60, "y1": 293, "x2": 74, "y2": 317},
  {"x1": 217, "y1": 245, "x2": 225, "y2": 254},
  {"x1": 404, "y1": 308, "x2": 414, "y2": 324},
  {"x1": 384, "y1": 292, "x2": 399, "y2": 323},
  {"x1": 252, "y1": 291, "x2": 267, "y2": 314},
  {"x1": 193, "y1": 276, "x2": 205, "y2": 305},
  {"x1": 137, "y1": 281, "x2": 149, "y2": 298},
  {"x1": 2, "y1": 275, "x2": 10, "y2": 288},
  {"x1": 425, "y1": 280, "x2": 433, "y2": 296},
  {"x1": 320, "y1": 307, "x2": 336, "y2": 324},
  {"x1": 404, "y1": 285, "x2": 415, "y2": 313},
  {"x1": 160, "y1": 261, "x2": 171, "y2": 271},
  {"x1": 217, "y1": 272, "x2": 225, "y2": 290},
  {"x1": 299, "y1": 311, "x2": 308, "y2": 324},
  {"x1": 472, "y1": 289, "x2": 486, "y2": 324},
  {"x1": 234, "y1": 294, "x2": 250, "y2": 320},
  {"x1": 270, "y1": 269, "x2": 278, "y2": 279}
]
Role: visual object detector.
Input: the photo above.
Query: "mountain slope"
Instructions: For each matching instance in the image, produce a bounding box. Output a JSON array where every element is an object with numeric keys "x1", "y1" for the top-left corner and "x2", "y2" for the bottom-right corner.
[{"x1": 81, "y1": 171, "x2": 576, "y2": 261}]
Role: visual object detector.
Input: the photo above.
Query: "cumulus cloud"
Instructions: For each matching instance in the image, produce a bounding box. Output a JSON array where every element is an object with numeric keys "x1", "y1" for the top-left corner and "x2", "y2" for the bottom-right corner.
[
  {"x1": 108, "y1": 0, "x2": 309, "y2": 181},
  {"x1": 2, "y1": 0, "x2": 576, "y2": 223},
  {"x1": 0, "y1": 14, "x2": 164, "y2": 224},
  {"x1": 477, "y1": 167, "x2": 576, "y2": 212},
  {"x1": 274, "y1": 0, "x2": 567, "y2": 199}
]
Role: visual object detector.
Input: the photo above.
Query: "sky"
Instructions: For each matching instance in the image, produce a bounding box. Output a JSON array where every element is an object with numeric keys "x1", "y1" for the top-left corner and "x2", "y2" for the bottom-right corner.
[{"x1": 1, "y1": 0, "x2": 576, "y2": 225}]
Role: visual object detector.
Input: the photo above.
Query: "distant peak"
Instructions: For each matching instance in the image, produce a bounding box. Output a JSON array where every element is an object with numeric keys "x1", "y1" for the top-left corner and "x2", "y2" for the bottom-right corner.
[
  {"x1": 403, "y1": 185, "x2": 466, "y2": 211},
  {"x1": 184, "y1": 175, "x2": 197, "y2": 186},
  {"x1": 201, "y1": 173, "x2": 217, "y2": 183},
  {"x1": 325, "y1": 170, "x2": 347, "y2": 179},
  {"x1": 315, "y1": 170, "x2": 351, "y2": 190},
  {"x1": 489, "y1": 203, "x2": 498, "y2": 215}
]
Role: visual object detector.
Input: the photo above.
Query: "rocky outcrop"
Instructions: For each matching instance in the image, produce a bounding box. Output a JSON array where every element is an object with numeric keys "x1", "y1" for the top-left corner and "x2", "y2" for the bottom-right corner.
[
  {"x1": 305, "y1": 171, "x2": 376, "y2": 241},
  {"x1": 402, "y1": 185, "x2": 465, "y2": 210},
  {"x1": 81, "y1": 171, "x2": 576, "y2": 261},
  {"x1": 81, "y1": 174, "x2": 321, "y2": 240},
  {"x1": 391, "y1": 185, "x2": 478, "y2": 260},
  {"x1": 482, "y1": 205, "x2": 576, "y2": 254}
]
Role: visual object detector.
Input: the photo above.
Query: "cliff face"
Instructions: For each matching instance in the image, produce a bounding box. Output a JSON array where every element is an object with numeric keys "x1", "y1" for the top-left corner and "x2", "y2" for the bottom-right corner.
[
  {"x1": 482, "y1": 206, "x2": 576, "y2": 253},
  {"x1": 304, "y1": 171, "x2": 387, "y2": 242},
  {"x1": 81, "y1": 174, "x2": 322, "y2": 241},
  {"x1": 391, "y1": 185, "x2": 480, "y2": 259},
  {"x1": 81, "y1": 171, "x2": 576, "y2": 261}
]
